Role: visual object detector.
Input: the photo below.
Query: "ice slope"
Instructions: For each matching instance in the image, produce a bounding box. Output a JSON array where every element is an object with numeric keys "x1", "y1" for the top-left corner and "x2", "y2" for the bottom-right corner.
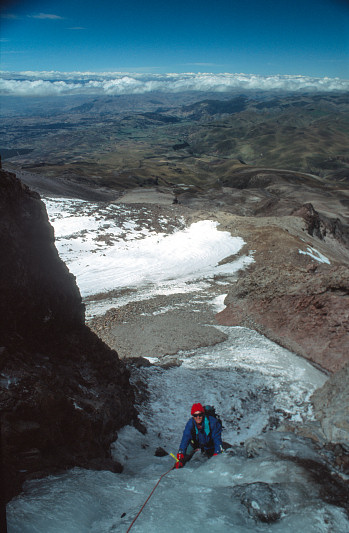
[
  {"x1": 7, "y1": 197, "x2": 348, "y2": 533},
  {"x1": 8, "y1": 327, "x2": 346, "y2": 533}
]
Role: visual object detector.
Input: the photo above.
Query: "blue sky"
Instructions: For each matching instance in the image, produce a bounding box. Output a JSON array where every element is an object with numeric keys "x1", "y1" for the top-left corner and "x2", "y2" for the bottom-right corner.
[{"x1": 1, "y1": 0, "x2": 348, "y2": 78}]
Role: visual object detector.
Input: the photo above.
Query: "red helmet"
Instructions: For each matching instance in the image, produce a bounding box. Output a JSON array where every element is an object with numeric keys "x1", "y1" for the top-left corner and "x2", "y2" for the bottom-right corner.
[{"x1": 191, "y1": 403, "x2": 204, "y2": 415}]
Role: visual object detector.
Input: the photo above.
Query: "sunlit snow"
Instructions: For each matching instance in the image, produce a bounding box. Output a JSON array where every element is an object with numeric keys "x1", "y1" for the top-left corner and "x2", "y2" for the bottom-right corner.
[
  {"x1": 299, "y1": 246, "x2": 330, "y2": 264},
  {"x1": 45, "y1": 198, "x2": 254, "y2": 315}
]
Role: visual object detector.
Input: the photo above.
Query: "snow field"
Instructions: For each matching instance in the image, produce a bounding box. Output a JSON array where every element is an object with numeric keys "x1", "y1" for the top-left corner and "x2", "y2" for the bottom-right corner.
[{"x1": 44, "y1": 197, "x2": 254, "y2": 314}]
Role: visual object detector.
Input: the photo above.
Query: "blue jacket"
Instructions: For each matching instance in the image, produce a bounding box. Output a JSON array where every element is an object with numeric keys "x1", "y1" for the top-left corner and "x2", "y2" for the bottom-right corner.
[{"x1": 179, "y1": 415, "x2": 222, "y2": 455}]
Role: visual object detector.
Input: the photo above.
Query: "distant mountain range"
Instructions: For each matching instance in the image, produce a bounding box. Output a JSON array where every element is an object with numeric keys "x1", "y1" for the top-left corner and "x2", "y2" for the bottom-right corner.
[{"x1": 1, "y1": 91, "x2": 348, "y2": 187}]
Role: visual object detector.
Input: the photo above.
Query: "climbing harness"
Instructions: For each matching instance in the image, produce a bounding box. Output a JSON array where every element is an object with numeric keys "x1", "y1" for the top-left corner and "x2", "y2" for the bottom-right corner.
[{"x1": 126, "y1": 455, "x2": 178, "y2": 532}]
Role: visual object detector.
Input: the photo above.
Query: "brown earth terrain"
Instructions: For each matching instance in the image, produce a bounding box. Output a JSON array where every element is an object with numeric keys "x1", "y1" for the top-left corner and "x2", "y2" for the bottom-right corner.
[
  {"x1": 83, "y1": 171, "x2": 349, "y2": 375},
  {"x1": 174, "y1": 168, "x2": 349, "y2": 374},
  {"x1": 2, "y1": 92, "x2": 348, "y2": 191},
  {"x1": 215, "y1": 218, "x2": 349, "y2": 373}
]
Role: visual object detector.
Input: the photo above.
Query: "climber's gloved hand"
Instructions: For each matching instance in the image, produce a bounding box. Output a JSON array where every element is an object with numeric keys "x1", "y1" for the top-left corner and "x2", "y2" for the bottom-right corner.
[{"x1": 175, "y1": 453, "x2": 184, "y2": 469}]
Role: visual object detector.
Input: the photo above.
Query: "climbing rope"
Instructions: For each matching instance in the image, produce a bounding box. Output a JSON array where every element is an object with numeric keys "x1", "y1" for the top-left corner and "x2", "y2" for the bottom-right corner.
[{"x1": 126, "y1": 464, "x2": 175, "y2": 532}]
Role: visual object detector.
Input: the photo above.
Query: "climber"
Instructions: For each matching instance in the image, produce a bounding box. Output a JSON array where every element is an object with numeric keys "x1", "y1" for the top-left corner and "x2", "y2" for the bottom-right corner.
[{"x1": 175, "y1": 403, "x2": 223, "y2": 468}]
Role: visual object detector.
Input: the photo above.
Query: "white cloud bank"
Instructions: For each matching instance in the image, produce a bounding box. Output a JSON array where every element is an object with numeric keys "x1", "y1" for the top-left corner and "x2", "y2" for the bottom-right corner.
[{"x1": 1, "y1": 71, "x2": 348, "y2": 96}]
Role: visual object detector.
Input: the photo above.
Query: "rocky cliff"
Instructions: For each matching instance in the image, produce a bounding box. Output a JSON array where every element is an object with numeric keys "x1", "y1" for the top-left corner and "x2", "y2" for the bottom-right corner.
[
  {"x1": 217, "y1": 263, "x2": 349, "y2": 373},
  {"x1": 215, "y1": 207, "x2": 349, "y2": 374},
  {"x1": 311, "y1": 362, "x2": 349, "y2": 449},
  {"x1": 0, "y1": 169, "x2": 137, "y2": 502}
]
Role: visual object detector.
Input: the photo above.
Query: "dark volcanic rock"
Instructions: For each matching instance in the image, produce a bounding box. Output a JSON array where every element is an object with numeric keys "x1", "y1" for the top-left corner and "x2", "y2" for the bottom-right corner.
[
  {"x1": 241, "y1": 432, "x2": 349, "y2": 515},
  {"x1": 0, "y1": 169, "x2": 84, "y2": 344},
  {"x1": 292, "y1": 203, "x2": 324, "y2": 239},
  {"x1": 0, "y1": 169, "x2": 137, "y2": 502},
  {"x1": 231, "y1": 481, "x2": 289, "y2": 522},
  {"x1": 292, "y1": 202, "x2": 348, "y2": 246},
  {"x1": 311, "y1": 362, "x2": 349, "y2": 448}
]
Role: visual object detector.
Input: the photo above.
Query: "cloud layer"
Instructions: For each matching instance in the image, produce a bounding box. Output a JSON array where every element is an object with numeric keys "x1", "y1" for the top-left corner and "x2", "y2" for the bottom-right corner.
[{"x1": 1, "y1": 71, "x2": 348, "y2": 97}]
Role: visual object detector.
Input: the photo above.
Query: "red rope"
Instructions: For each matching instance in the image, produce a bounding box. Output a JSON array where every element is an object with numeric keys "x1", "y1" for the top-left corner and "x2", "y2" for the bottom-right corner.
[{"x1": 126, "y1": 465, "x2": 175, "y2": 532}]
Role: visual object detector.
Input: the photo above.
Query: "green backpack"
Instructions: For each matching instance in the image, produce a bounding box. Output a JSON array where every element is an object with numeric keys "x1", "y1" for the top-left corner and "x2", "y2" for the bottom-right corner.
[{"x1": 203, "y1": 404, "x2": 223, "y2": 428}]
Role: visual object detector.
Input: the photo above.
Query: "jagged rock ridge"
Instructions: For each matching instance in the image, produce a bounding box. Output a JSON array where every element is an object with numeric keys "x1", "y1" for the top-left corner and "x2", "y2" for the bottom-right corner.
[{"x1": 0, "y1": 169, "x2": 137, "y2": 502}]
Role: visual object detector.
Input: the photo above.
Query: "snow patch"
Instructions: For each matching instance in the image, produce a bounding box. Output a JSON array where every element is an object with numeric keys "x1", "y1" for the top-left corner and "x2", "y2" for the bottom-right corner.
[
  {"x1": 210, "y1": 294, "x2": 227, "y2": 313},
  {"x1": 299, "y1": 246, "x2": 330, "y2": 264}
]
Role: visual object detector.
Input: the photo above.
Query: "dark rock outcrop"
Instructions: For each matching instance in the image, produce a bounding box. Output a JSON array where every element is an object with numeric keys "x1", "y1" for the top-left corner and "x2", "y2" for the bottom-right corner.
[
  {"x1": 0, "y1": 169, "x2": 137, "y2": 502},
  {"x1": 311, "y1": 362, "x2": 349, "y2": 448},
  {"x1": 292, "y1": 203, "x2": 348, "y2": 246},
  {"x1": 0, "y1": 170, "x2": 85, "y2": 344},
  {"x1": 242, "y1": 431, "x2": 349, "y2": 517},
  {"x1": 278, "y1": 364, "x2": 349, "y2": 474}
]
